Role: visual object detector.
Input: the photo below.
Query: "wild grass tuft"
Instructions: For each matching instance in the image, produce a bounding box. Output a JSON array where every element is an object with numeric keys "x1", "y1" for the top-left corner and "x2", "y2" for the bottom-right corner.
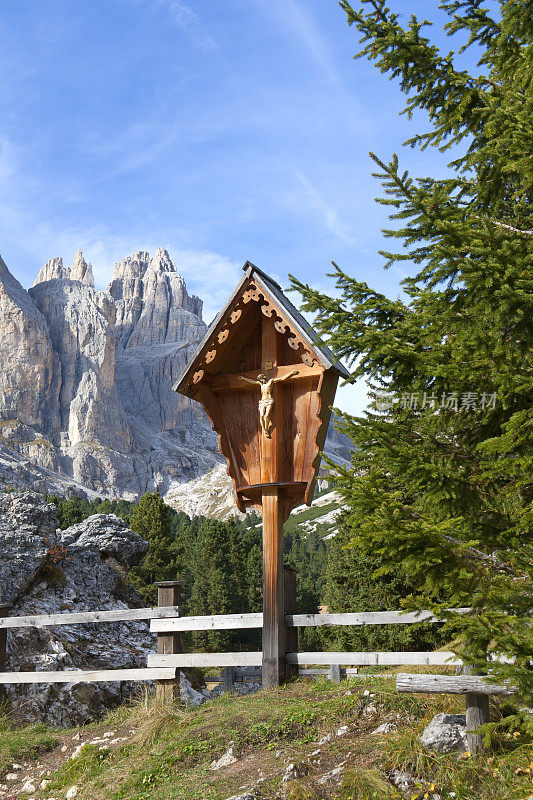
[
  {"x1": 133, "y1": 698, "x2": 189, "y2": 747},
  {"x1": 339, "y1": 766, "x2": 399, "y2": 799}
]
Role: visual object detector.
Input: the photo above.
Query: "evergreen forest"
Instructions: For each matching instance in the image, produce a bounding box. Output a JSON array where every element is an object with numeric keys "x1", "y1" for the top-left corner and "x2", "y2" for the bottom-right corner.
[{"x1": 45, "y1": 490, "x2": 443, "y2": 654}]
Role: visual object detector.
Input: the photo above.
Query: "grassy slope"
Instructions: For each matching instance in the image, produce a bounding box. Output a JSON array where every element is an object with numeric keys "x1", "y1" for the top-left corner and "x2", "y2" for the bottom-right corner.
[{"x1": 2, "y1": 679, "x2": 530, "y2": 800}]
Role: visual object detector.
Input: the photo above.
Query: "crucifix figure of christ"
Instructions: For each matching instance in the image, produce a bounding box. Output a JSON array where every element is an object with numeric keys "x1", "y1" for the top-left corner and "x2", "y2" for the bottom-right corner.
[{"x1": 237, "y1": 370, "x2": 299, "y2": 437}]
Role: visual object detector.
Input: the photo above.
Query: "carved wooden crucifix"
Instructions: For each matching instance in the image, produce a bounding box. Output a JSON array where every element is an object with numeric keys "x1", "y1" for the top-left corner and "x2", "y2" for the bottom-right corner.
[
  {"x1": 174, "y1": 262, "x2": 349, "y2": 686},
  {"x1": 237, "y1": 370, "x2": 299, "y2": 437}
]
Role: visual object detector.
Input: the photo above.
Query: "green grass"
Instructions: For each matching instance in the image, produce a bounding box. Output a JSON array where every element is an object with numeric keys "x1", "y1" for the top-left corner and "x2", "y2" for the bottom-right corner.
[
  {"x1": 0, "y1": 715, "x2": 58, "y2": 775},
  {"x1": 2, "y1": 680, "x2": 530, "y2": 800},
  {"x1": 381, "y1": 723, "x2": 533, "y2": 800}
]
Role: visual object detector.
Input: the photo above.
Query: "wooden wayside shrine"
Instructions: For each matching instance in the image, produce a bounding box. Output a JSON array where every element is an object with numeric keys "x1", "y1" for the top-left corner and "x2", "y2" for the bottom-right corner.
[{"x1": 174, "y1": 262, "x2": 349, "y2": 686}]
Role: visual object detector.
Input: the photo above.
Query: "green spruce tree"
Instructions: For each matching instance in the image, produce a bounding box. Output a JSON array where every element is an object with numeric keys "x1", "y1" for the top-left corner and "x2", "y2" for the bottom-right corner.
[
  {"x1": 292, "y1": 0, "x2": 532, "y2": 701},
  {"x1": 128, "y1": 492, "x2": 177, "y2": 604},
  {"x1": 188, "y1": 518, "x2": 243, "y2": 651}
]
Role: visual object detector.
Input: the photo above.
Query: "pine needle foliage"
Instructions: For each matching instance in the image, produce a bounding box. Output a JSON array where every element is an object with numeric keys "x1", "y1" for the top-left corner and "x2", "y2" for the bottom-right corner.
[{"x1": 291, "y1": 0, "x2": 532, "y2": 702}]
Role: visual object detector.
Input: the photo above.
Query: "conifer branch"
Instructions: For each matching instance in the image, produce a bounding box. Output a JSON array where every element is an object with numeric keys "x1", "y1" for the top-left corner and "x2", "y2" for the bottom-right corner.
[
  {"x1": 441, "y1": 535, "x2": 520, "y2": 577},
  {"x1": 489, "y1": 221, "x2": 533, "y2": 236}
]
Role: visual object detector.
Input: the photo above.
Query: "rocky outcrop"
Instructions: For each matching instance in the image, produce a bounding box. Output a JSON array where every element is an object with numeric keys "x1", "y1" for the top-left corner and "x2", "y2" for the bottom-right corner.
[
  {"x1": 110, "y1": 248, "x2": 205, "y2": 433},
  {"x1": 33, "y1": 251, "x2": 95, "y2": 287},
  {"x1": 1, "y1": 491, "x2": 153, "y2": 727},
  {"x1": 33, "y1": 257, "x2": 70, "y2": 285},
  {"x1": 165, "y1": 463, "x2": 246, "y2": 520}
]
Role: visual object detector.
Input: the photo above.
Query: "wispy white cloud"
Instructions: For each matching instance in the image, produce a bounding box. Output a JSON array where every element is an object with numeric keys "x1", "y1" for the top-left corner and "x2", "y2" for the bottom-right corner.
[
  {"x1": 144, "y1": 0, "x2": 218, "y2": 51},
  {"x1": 288, "y1": 164, "x2": 356, "y2": 245},
  {"x1": 262, "y1": 0, "x2": 341, "y2": 86}
]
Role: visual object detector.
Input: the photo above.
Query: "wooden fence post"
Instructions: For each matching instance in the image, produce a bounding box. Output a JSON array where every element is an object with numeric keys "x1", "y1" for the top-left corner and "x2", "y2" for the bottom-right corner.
[
  {"x1": 224, "y1": 666, "x2": 236, "y2": 691},
  {"x1": 329, "y1": 664, "x2": 341, "y2": 683},
  {"x1": 284, "y1": 565, "x2": 299, "y2": 680},
  {"x1": 462, "y1": 662, "x2": 490, "y2": 754},
  {"x1": 466, "y1": 693, "x2": 490, "y2": 754},
  {"x1": 0, "y1": 604, "x2": 11, "y2": 700},
  {"x1": 154, "y1": 581, "x2": 182, "y2": 703}
]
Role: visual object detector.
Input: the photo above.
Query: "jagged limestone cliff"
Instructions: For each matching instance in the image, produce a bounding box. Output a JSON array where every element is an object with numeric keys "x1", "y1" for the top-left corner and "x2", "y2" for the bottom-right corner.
[{"x1": 0, "y1": 248, "x2": 221, "y2": 500}]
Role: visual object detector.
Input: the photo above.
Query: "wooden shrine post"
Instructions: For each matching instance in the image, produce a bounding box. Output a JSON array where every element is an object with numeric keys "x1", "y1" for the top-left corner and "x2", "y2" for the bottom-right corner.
[
  {"x1": 174, "y1": 262, "x2": 349, "y2": 687},
  {"x1": 260, "y1": 313, "x2": 285, "y2": 685}
]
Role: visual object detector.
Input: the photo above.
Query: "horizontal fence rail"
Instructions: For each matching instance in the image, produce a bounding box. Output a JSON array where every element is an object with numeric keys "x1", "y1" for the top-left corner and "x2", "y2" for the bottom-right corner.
[
  {"x1": 151, "y1": 612, "x2": 263, "y2": 633},
  {"x1": 396, "y1": 673, "x2": 515, "y2": 695},
  {"x1": 151, "y1": 609, "x2": 470, "y2": 634},
  {"x1": 287, "y1": 610, "x2": 467, "y2": 627},
  {"x1": 0, "y1": 668, "x2": 176, "y2": 685},
  {"x1": 0, "y1": 606, "x2": 181, "y2": 630},
  {"x1": 1, "y1": 607, "x2": 470, "y2": 632},
  {"x1": 287, "y1": 651, "x2": 462, "y2": 666},
  {"x1": 147, "y1": 651, "x2": 461, "y2": 669},
  {"x1": 148, "y1": 652, "x2": 264, "y2": 669}
]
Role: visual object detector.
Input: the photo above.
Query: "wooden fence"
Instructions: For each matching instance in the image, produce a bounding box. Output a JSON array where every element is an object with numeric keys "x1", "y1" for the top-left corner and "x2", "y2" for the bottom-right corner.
[
  {"x1": 0, "y1": 576, "x2": 465, "y2": 686},
  {"x1": 0, "y1": 578, "x2": 515, "y2": 754}
]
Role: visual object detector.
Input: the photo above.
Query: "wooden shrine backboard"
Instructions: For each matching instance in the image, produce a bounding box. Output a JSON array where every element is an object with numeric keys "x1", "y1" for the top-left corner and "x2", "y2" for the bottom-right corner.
[{"x1": 174, "y1": 262, "x2": 349, "y2": 519}]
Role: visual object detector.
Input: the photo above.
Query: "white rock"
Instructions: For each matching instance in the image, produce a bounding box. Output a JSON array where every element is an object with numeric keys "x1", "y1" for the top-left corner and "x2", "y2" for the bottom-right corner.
[
  {"x1": 370, "y1": 722, "x2": 396, "y2": 735},
  {"x1": 225, "y1": 795, "x2": 255, "y2": 800},
  {"x1": 336, "y1": 725, "x2": 349, "y2": 736},
  {"x1": 70, "y1": 743, "x2": 86, "y2": 759},
  {"x1": 317, "y1": 733, "x2": 332, "y2": 745},
  {"x1": 21, "y1": 779, "x2": 36, "y2": 793},
  {"x1": 389, "y1": 769, "x2": 414, "y2": 792},
  {"x1": 317, "y1": 760, "x2": 348, "y2": 785},
  {"x1": 282, "y1": 763, "x2": 301, "y2": 782},
  {"x1": 66, "y1": 786, "x2": 78, "y2": 799},
  {"x1": 419, "y1": 713, "x2": 467, "y2": 754},
  {"x1": 5, "y1": 774, "x2": 18, "y2": 781},
  {"x1": 180, "y1": 672, "x2": 208, "y2": 706},
  {"x1": 211, "y1": 744, "x2": 237, "y2": 770},
  {"x1": 40, "y1": 779, "x2": 52, "y2": 790}
]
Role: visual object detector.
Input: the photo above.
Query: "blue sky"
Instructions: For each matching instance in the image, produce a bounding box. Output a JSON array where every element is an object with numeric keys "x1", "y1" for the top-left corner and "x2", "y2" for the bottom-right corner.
[{"x1": 0, "y1": 1, "x2": 475, "y2": 413}]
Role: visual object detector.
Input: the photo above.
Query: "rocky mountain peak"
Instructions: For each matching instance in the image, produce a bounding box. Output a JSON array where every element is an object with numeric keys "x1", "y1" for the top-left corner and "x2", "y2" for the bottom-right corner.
[
  {"x1": 109, "y1": 252, "x2": 150, "y2": 291},
  {"x1": 70, "y1": 249, "x2": 94, "y2": 287},
  {"x1": 147, "y1": 247, "x2": 177, "y2": 275},
  {"x1": 33, "y1": 256, "x2": 70, "y2": 285}
]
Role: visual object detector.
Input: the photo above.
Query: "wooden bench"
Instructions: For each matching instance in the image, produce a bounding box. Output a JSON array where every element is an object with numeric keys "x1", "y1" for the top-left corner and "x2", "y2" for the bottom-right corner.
[{"x1": 396, "y1": 673, "x2": 516, "y2": 753}]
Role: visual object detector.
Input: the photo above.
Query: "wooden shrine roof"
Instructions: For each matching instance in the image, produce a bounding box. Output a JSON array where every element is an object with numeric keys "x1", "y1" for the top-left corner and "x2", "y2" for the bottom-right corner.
[{"x1": 174, "y1": 261, "x2": 350, "y2": 396}]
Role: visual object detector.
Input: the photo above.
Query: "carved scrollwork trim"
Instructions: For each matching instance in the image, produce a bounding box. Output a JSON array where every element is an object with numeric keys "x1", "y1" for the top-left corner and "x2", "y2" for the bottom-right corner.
[{"x1": 194, "y1": 279, "x2": 319, "y2": 377}]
